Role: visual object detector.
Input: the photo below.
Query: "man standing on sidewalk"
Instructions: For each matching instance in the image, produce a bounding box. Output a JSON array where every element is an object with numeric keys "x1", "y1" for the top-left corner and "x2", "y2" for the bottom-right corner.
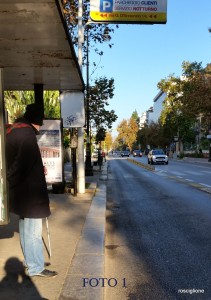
[{"x1": 6, "y1": 103, "x2": 58, "y2": 278}]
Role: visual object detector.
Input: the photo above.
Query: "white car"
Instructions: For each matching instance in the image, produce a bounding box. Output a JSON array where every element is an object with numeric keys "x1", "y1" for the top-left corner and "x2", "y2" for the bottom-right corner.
[
  {"x1": 148, "y1": 149, "x2": 168, "y2": 165},
  {"x1": 121, "y1": 150, "x2": 130, "y2": 157}
]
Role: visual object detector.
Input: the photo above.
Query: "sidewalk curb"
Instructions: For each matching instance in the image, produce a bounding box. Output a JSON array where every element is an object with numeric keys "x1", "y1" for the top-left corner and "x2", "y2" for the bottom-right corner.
[
  {"x1": 59, "y1": 163, "x2": 107, "y2": 300},
  {"x1": 181, "y1": 157, "x2": 211, "y2": 164}
]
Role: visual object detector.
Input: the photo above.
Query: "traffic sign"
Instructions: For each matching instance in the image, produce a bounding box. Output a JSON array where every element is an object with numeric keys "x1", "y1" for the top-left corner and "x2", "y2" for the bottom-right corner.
[{"x1": 90, "y1": 0, "x2": 167, "y2": 24}]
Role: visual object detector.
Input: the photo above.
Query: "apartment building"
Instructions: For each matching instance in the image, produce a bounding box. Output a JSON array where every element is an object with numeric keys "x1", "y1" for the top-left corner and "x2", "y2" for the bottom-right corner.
[{"x1": 148, "y1": 91, "x2": 166, "y2": 124}]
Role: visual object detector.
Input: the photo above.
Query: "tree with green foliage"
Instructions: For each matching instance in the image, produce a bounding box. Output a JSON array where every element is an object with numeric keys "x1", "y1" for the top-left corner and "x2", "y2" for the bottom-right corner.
[
  {"x1": 62, "y1": 1, "x2": 119, "y2": 146},
  {"x1": 43, "y1": 91, "x2": 61, "y2": 118},
  {"x1": 131, "y1": 109, "x2": 140, "y2": 123},
  {"x1": 158, "y1": 61, "x2": 211, "y2": 136},
  {"x1": 4, "y1": 90, "x2": 60, "y2": 123},
  {"x1": 138, "y1": 121, "x2": 169, "y2": 149},
  {"x1": 62, "y1": 0, "x2": 118, "y2": 60},
  {"x1": 116, "y1": 118, "x2": 139, "y2": 151},
  {"x1": 89, "y1": 76, "x2": 117, "y2": 130},
  {"x1": 104, "y1": 131, "x2": 113, "y2": 152},
  {"x1": 5, "y1": 91, "x2": 34, "y2": 123},
  {"x1": 130, "y1": 110, "x2": 141, "y2": 149},
  {"x1": 95, "y1": 127, "x2": 106, "y2": 142},
  {"x1": 157, "y1": 61, "x2": 210, "y2": 149},
  {"x1": 180, "y1": 62, "x2": 211, "y2": 129},
  {"x1": 114, "y1": 61, "x2": 211, "y2": 152},
  {"x1": 131, "y1": 110, "x2": 139, "y2": 120}
]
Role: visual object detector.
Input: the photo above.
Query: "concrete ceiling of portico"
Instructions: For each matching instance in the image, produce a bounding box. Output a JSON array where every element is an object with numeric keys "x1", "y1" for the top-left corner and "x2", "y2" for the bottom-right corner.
[{"x1": 0, "y1": 0, "x2": 84, "y2": 91}]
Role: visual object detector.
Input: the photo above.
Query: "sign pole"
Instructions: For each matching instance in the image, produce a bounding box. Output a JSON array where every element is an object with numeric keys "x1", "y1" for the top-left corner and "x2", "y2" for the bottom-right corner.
[
  {"x1": 0, "y1": 68, "x2": 9, "y2": 225},
  {"x1": 77, "y1": 0, "x2": 85, "y2": 193},
  {"x1": 70, "y1": 129, "x2": 78, "y2": 196}
]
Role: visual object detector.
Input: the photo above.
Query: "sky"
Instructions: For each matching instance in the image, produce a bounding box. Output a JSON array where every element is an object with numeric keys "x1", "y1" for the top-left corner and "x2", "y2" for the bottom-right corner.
[{"x1": 88, "y1": 0, "x2": 211, "y2": 137}]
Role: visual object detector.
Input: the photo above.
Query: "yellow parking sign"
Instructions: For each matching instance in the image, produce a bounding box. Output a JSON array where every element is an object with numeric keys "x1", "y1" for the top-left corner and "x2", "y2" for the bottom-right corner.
[{"x1": 90, "y1": 0, "x2": 167, "y2": 24}]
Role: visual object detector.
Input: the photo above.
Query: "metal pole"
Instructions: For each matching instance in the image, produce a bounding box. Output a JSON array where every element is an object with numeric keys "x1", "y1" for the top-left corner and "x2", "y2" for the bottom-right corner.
[
  {"x1": 45, "y1": 217, "x2": 52, "y2": 258},
  {"x1": 85, "y1": 27, "x2": 93, "y2": 176},
  {"x1": 77, "y1": 0, "x2": 85, "y2": 193},
  {"x1": 0, "y1": 68, "x2": 9, "y2": 225},
  {"x1": 71, "y1": 128, "x2": 78, "y2": 196}
]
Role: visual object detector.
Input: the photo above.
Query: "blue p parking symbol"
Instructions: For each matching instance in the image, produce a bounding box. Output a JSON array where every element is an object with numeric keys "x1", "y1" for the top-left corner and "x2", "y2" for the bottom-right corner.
[{"x1": 100, "y1": 0, "x2": 113, "y2": 12}]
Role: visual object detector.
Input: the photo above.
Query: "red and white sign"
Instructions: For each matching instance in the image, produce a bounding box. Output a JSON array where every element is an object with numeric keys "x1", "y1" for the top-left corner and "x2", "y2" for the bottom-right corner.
[{"x1": 37, "y1": 119, "x2": 63, "y2": 183}]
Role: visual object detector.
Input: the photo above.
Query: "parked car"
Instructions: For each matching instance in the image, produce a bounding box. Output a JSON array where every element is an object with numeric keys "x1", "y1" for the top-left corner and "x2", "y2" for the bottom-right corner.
[
  {"x1": 121, "y1": 150, "x2": 130, "y2": 157},
  {"x1": 132, "y1": 150, "x2": 142, "y2": 157},
  {"x1": 148, "y1": 149, "x2": 168, "y2": 165}
]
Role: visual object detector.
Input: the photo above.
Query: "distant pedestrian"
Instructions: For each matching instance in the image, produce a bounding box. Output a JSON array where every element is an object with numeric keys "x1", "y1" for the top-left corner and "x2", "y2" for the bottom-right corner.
[
  {"x1": 102, "y1": 151, "x2": 106, "y2": 162},
  {"x1": 6, "y1": 103, "x2": 58, "y2": 278}
]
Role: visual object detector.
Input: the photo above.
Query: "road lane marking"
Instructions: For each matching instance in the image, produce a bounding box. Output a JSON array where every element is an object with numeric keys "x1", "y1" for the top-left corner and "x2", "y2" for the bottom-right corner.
[
  {"x1": 170, "y1": 171, "x2": 185, "y2": 176},
  {"x1": 127, "y1": 158, "x2": 211, "y2": 194},
  {"x1": 199, "y1": 183, "x2": 211, "y2": 188},
  {"x1": 185, "y1": 171, "x2": 204, "y2": 176},
  {"x1": 201, "y1": 171, "x2": 211, "y2": 174}
]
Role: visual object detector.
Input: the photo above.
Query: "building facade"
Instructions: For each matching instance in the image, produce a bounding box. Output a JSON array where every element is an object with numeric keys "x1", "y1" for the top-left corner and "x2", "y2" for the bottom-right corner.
[{"x1": 148, "y1": 91, "x2": 166, "y2": 124}]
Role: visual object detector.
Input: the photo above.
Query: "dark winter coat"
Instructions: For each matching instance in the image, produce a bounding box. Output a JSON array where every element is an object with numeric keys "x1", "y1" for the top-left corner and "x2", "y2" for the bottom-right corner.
[{"x1": 6, "y1": 118, "x2": 51, "y2": 218}]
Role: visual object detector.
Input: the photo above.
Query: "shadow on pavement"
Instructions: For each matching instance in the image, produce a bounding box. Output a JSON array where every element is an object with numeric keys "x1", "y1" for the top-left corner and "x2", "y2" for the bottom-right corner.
[{"x1": 0, "y1": 257, "x2": 48, "y2": 300}]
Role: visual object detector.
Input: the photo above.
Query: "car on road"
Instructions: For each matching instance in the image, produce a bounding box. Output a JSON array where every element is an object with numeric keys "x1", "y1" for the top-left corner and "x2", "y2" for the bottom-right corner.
[
  {"x1": 148, "y1": 149, "x2": 168, "y2": 165},
  {"x1": 132, "y1": 150, "x2": 142, "y2": 157},
  {"x1": 114, "y1": 151, "x2": 121, "y2": 156},
  {"x1": 121, "y1": 150, "x2": 130, "y2": 157}
]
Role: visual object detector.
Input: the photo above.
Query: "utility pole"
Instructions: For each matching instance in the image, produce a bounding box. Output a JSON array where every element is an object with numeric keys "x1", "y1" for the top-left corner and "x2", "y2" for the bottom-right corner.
[
  {"x1": 77, "y1": 0, "x2": 85, "y2": 193},
  {"x1": 85, "y1": 27, "x2": 93, "y2": 175},
  {"x1": 0, "y1": 69, "x2": 9, "y2": 224}
]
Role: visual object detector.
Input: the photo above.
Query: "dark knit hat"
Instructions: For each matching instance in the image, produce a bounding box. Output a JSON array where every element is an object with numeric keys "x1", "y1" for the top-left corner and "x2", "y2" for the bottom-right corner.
[{"x1": 24, "y1": 103, "x2": 44, "y2": 126}]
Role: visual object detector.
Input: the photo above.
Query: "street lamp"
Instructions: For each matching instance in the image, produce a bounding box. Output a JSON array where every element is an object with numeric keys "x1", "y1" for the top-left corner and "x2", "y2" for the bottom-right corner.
[{"x1": 84, "y1": 24, "x2": 110, "y2": 176}]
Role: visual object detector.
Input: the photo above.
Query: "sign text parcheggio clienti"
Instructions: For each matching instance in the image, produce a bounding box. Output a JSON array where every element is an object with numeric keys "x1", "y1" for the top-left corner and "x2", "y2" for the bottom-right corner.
[{"x1": 90, "y1": 0, "x2": 167, "y2": 24}]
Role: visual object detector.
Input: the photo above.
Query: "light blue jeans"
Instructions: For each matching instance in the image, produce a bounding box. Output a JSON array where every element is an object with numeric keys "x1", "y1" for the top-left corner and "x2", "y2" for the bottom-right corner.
[{"x1": 19, "y1": 218, "x2": 44, "y2": 276}]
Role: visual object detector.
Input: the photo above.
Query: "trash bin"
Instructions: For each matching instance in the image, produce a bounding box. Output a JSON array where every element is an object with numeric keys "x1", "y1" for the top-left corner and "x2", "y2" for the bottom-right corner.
[{"x1": 52, "y1": 182, "x2": 65, "y2": 194}]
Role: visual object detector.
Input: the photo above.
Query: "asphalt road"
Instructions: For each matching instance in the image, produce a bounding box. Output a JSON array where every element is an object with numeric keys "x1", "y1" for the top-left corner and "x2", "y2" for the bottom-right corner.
[
  {"x1": 141, "y1": 156, "x2": 211, "y2": 189},
  {"x1": 104, "y1": 157, "x2": 211, "y2": 300}
]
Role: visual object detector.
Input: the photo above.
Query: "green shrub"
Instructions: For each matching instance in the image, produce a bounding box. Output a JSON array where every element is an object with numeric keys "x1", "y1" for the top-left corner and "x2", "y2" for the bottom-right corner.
[
  {"x1": 184, "y1": 151, "x2": 204, "y2": 158},
  {"x1": 179, "y1": 152, "x2": 184, "y2": 159}
]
